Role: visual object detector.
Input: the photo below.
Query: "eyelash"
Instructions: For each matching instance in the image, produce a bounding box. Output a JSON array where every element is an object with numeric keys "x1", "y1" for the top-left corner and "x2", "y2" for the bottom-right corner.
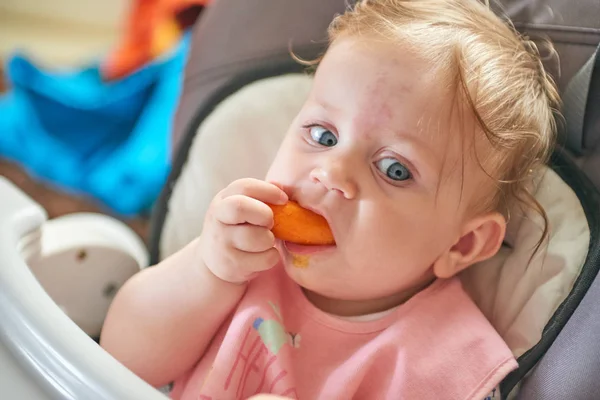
[
  {"x1": 301, "y1": 123, "x2": 333, "y2": 146},
  {"x1": 300, "y1": 123, "x2": 415, "y2": 185},
  {"x1": 302, "y1": 122, "x2": 332, "y2": 134},
  {"x1": 376, "y1": 155, "x2": 414, "y2": 186}
]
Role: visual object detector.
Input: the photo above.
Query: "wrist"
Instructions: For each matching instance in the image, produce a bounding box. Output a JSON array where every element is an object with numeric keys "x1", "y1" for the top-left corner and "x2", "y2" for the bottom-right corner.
[
  {"x1": 193, "y1": 237, "x2": 251, "y2": 287},
  {"x1": 203, "y1": 260, "x2": 251, "y2": 287}
]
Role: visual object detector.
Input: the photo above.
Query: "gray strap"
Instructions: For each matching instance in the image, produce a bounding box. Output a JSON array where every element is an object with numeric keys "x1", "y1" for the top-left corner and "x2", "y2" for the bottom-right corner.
[{"x1": 563, "y1": 42, "x2": 600, "y2": 154}]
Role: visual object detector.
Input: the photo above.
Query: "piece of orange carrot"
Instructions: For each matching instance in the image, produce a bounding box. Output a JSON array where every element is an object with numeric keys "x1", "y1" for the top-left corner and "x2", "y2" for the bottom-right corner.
[{"x1": 269, "y1": 201, "x2": 335, "y2": 245}]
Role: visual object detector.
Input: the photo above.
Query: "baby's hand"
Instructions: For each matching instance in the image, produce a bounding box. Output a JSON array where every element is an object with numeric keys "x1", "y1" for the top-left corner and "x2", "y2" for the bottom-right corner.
[{"x1": 200, "y1": 178, "x2": 288, "y2": 284}]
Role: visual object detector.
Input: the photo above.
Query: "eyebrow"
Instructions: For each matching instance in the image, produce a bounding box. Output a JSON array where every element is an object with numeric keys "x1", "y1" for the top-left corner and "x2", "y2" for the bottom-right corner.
[
  {"x1": 310, "y1": 98, "x2": 343, "y2": 117},
  {"x1": 396, "y1": 132, "x2": 435, "y2": 156}
]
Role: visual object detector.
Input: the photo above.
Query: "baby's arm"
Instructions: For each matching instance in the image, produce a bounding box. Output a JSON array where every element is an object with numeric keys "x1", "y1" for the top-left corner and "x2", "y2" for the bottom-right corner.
[
  {"x1": 100, "y1": 178, "x2": 287, "y2": 388},
  {"x1": 100, "y1": 237, "x2": 246, "y2": 388}
]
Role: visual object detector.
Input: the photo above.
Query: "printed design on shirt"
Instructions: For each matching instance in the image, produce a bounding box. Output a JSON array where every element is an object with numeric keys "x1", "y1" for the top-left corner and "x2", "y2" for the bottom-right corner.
[
  {"x1": 484, "y1": 387, "x2": 498, "y2": 400},
  {"x1": 253, "y1": 301, "x2": 301, "y2": 354},
  {"x1": 219, "y1": 301, "x2": 300, "y2": 399}
]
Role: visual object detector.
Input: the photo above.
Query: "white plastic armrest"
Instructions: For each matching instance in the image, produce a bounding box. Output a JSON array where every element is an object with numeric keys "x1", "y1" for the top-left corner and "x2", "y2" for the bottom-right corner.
[
  {"x1": 20, "y1": 210, "x2": 150, "y2": 338},
  {"x1": 0, "y1": 177, "x2": 168, "y2": 400}
]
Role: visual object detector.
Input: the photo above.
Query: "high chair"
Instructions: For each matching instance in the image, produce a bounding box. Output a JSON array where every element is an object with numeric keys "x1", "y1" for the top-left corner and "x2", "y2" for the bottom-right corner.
[{"x1": 0, "y1": 0, "x2": 598, "y2": 398}]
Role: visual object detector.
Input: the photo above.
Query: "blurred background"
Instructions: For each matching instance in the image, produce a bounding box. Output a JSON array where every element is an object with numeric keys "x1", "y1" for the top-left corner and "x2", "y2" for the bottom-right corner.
[
  {"x1": 0, "y1": 0, "x2": 126, "y2": 68},
  {"x1": 0, "y1": 0, "x2": 204, "y2": 243}
]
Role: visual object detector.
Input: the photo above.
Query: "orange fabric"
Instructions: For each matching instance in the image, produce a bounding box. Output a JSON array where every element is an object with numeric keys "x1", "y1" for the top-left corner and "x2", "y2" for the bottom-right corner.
[{"x1": 101, "y1": 0, "x2": 209, "y2": 81}]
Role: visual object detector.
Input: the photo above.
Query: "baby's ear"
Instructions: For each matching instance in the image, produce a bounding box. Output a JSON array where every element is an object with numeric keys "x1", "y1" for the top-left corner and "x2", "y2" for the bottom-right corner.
[{"x1": 433, "y1": 212, "x2": 506, "y2": 279}]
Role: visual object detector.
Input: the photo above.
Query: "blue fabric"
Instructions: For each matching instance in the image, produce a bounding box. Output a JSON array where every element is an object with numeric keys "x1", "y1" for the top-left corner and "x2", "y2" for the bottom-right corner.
[{"x1": 0, "y1": 33, "x2": 191, "y2": 216}]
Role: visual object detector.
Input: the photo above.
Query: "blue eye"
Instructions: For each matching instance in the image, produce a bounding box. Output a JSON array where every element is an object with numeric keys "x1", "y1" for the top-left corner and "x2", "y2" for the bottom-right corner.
[
  {"x1": 376, "y1": 158, "x2": 412, "y2": 181},
  {"x1": 310, "y1": 126, "x2": 338, "y2": 147}
]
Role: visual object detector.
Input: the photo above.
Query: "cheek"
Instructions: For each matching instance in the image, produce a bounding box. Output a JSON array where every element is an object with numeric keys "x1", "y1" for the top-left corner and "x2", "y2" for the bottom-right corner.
[
  {"x1": 355, "y1": 199, "x2": 449, "y2": 256},
  {"x1": 265, "y1": 138, "x2": 306, "y2": 182}
]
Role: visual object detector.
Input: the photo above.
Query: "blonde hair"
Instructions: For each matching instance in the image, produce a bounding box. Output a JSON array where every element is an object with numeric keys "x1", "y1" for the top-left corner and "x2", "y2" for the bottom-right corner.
[{"x1": 315, "y1": 0, "x2": 561, "y2": 251}]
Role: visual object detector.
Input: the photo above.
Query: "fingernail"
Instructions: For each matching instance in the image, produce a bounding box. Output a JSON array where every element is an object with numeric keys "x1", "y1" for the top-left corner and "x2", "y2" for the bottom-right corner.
[{"x1": 280, "y1": 191, "x2": 289, "y2": 204}]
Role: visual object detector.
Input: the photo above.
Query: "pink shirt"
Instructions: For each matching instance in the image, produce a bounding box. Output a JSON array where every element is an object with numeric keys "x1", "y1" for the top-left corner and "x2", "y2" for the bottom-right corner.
[{"x1": 171, "y1": 265, "x2": 517, "y2": 400}]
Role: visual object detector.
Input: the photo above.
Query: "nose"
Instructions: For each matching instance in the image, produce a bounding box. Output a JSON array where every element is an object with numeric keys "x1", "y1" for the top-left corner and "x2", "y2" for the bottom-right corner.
[{"x1": 309, "y1": 156, "x2": 358, "y2": 199}]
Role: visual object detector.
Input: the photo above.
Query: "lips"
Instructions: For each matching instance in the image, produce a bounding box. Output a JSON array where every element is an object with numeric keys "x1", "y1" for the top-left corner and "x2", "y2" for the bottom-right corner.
[
  {"x1": 281, "y1": 201, "x2": 337, "y2": 255},
  {"x1": 284, "y1": 241, "x2": 336, "y2": 255}
]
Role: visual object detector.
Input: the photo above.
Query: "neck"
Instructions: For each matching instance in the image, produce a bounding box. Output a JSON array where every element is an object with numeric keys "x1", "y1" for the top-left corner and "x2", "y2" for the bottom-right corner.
[{"x1": 302, "y1": 277, "x2": 436, "y2": 317}]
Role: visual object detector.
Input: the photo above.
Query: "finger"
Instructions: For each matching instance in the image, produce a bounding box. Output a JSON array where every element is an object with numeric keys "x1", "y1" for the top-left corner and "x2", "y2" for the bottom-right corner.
[
  {"x1": 238, "y1": 247, "x2": 281, "y2": 274},
  {"x1": 227, "y1": 225, "x2": 275, "y2": 253},
  {"x1": 268, "y1": 181, "x2": 294, "y2": 200},
  {"x1": 216, "y1": 247, "x2": 281, "y2": 283},
  {"x1": 219, "y1": 178, "x2": 288, "y2": 205},
  {"x1": 215, "y1": 195, "x2": 275, "y2": 227}
]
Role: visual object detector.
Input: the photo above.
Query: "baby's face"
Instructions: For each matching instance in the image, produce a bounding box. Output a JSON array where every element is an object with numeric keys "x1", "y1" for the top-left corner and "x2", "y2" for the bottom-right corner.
[{"x1": 266, "y1": 37, "x2": 486, "y2": 314}]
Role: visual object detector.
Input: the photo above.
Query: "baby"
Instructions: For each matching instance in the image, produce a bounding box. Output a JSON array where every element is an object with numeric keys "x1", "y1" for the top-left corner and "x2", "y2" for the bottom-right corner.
[{"x1": 100, "y1": 0, "x2": 559, "y2": 398}]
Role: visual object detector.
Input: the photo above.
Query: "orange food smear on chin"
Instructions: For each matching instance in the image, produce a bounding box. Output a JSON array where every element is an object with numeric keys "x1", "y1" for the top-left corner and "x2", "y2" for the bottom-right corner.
[{"x1": 291, "y1": 254, "x2": 310, "y2": 268}]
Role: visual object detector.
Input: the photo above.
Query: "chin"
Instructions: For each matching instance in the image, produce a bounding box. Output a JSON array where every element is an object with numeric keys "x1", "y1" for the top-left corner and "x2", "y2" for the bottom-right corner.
[
  {"x1": 281, "y1": 253, "x2": 344, "y2": 299},
  {"x1": 278, "y1": 241, "x2": 336, "y2": 270}
]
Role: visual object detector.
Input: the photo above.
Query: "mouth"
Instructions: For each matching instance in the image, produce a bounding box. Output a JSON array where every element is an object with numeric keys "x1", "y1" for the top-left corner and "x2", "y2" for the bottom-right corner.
[
  {"x1": 283, "y1": 241, "x2": 336, "y2": 255},
  {"x1": 294, "y1": 201, "x2": 337, "y2": 245}
]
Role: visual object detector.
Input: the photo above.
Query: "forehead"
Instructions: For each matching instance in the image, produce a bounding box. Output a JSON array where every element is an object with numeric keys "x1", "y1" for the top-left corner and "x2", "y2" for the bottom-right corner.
[{"x1": 311, "y1": 37, "x2": 455, "y2": 143}]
